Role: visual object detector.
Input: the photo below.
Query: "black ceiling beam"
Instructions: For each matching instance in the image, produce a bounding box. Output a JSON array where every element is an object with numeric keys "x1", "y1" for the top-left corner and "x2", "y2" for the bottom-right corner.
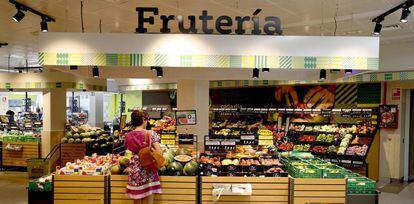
[
  {"x1": 372, "y1": 0, "x2": 414, "y2": 22},
  {"x1": 9, "y1": 0, "x2": 55, "y2": 22}
]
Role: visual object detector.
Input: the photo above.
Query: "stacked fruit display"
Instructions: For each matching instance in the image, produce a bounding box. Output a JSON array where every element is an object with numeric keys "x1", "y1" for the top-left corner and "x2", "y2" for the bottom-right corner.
[
  {"x1": 57, "y1": 154, "x2": 119, "y2": 175},
  {"x1": 315, "y1": 134, "x2": 335, "y2": 143},
  {"x1": 1, "y1": 130, "x2": 41, "y2": 142},
  {"x1": 160, "y1": 147, "x2": 198, "y2": 176},
  {"x1": 61, "y1": 124, "x2": 113, "y2": 154},
  {"x1": 151, "y1": 116, "x2": 176, "y2": 133}
]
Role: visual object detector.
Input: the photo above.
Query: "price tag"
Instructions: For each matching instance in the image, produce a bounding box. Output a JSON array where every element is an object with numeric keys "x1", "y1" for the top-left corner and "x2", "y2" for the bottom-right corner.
[
  {"x1": 268, "y1": 108, "x2": 277, "y2": 112},
  {"x1": 278, "y1": 108, "x2": 286, "y2": 113},
  {"x1": 205, "y1": 141, "x2": 220, "y2": 146},
  {"x1": 312, "y1": 109, "x2": 321, "y2": 114},
  {"x1": 285, "y1": 109, "x2": 294, "y2": 114},
  {"x1": 161, "y1": 134, "x2": 176, "y2": 139},
  {"x1": 341, "y1": 160, "x2": 352, "y2": 164},
  {"x1": 258, "y1": 135, "x2": 273, "y2": 140},
  {"x1": 303, "y1": 109, "x2": 312, "y2": 114},
  {"x1": 258, "y1": 139, "x2": 274, "y2": 146},
  {"x1": 161, "y1": 140, "x2": 176, "y2": 145},
  {"x1": 294, "y1": 109, "x2": 303, "y2": 114},
  {"x1": 221, "y1": 141, "x2": 236, "y2": 146},
  {"x1": 241, "y1": 135, "x2": 255, "y2": 140}
]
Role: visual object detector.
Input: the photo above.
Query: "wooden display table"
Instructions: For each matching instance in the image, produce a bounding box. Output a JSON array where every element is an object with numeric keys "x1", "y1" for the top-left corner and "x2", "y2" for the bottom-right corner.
[
  {"x1": 200, "y1": 176, "x2": 290, "y2": 204},
  {"x1": 110, "y1": 175, "x2": 198, "y2": 204},
  {"x1": 291, "y1": 178, "x2": 346, "y2": 204},
  {"x1": 2, "y1": 141, "x2": 40, "y2": 167},
  {"x1": 53, "y1": 174, "x2": 108, "y2": 204}
]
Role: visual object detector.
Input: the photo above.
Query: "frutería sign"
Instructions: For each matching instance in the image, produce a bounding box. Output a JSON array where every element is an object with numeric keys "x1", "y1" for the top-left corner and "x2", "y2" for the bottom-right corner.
[{"x1": 136, "y1": 7, "x2": 282, "y2": 35}]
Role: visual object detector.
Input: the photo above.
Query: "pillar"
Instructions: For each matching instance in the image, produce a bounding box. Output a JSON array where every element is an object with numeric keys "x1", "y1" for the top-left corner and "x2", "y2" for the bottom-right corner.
[
  {"x1": 89, "y1": 92, "x2": 104, "y2": 128},
  {"x1": 177, "y1": 80, "x2": 209, "y2": 150},
  {"x1": 42, "y1": 89, "x2": 66, "y2": 166}
]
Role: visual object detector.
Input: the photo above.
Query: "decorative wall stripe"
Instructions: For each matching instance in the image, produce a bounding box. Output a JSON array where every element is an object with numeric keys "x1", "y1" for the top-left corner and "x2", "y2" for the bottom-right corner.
[
  {"x1": 0, "y1": 82, "x2": 106, "y2": 91},
  {"x1": 39, "y1": 52, "x2": 378, "y2": 70},
  {"x1": 335, "y1": 84, "x2": 357, "y2": 106}
]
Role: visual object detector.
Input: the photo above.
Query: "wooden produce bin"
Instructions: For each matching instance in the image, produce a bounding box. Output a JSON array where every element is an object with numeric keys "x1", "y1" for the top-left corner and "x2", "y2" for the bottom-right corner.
[
  {"x1": 110, "y1": 175, "x2": 198, "y2": 204},
  {"x1": 291, "y1": 178, "x2": 346, "y2": 204},
  {"x1": 60, "y1": 143, "x2": 86, "y2": 165},
  {"x1": 2, "y1": 141, "x2": 40, "y2": 167},
  {"x1": 54, "y1": 175, "x2": 108, "y2": 204},
  {"x1": 201, "y1": 177, "x2": 290, "y2": 204}
]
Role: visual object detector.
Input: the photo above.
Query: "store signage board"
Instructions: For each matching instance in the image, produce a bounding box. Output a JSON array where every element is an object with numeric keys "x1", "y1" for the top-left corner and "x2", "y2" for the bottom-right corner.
[
  {"x1": 176, "y1": 110, "x2": 197, "y2": 125},
  {"x1": 39, "y1": 33, "x2": 379, "y2": 70}
]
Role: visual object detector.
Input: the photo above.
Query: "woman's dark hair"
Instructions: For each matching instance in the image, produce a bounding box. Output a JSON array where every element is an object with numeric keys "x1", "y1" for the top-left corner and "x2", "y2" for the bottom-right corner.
[{"x1": 130, "y1": 110, "x2": 149, "y2": 127}]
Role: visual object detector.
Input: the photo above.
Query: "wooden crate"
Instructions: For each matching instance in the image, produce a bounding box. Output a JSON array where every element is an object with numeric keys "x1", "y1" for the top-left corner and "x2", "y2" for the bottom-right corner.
[
  {"x1": 292, "y1": 178, "x2": 346, "y2": 204},
  {"x1": 54, "y1": 174, "x2": 108, "y2": 204},
  {"x1": 60, "y1": 143, "x2": 86, "y2": 165},
  {"x1": 201, "y1": 177, "x2": 290, "y2": 204},
  {"x1": 2, "y1": 141, "x2": 40, "y2": 167},
  {"x1": 110, "y1": 175, "x2": 198, "y2": 204}
]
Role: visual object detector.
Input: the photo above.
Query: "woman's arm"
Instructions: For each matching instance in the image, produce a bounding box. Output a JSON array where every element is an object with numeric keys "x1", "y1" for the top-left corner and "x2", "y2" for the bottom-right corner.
[
  {"x1": 152, "y1": 142, "x2": 162, "y2": 154},
  {"x1": 150, "y1": 130, "x2": 162, "y2": 154}
]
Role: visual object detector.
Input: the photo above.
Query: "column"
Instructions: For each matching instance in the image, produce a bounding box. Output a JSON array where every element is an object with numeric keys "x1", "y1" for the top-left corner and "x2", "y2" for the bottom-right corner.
[
  {"x1": 177, "y1": 80, "x2": 209, "y2": 150},
  {"x1": 42, "y1": 89, "x2": 66, "y2": 165},
  {"x1": 89, "y1": 92, "x2": 104, "y2": 128}
]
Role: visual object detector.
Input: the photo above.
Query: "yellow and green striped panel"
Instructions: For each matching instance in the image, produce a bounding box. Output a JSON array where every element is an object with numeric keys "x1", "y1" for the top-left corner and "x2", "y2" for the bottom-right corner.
[
  {"x1": 0, "y1": 82, "x2": 106, "y2": 91},
  {"x1": 39, "y1": 52, "x2": 378, "y2": 70}
]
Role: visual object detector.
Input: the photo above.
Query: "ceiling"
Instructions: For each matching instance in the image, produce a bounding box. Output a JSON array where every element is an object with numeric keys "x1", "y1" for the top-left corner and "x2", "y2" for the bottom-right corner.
[{"x1": 0, "y1": 0, "x2": 413, "y2": 71}]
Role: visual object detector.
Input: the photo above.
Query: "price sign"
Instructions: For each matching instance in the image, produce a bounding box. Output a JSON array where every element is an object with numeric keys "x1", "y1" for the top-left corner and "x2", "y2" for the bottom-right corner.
[
  {"x1": 176, "y1": 110, "x2": 197, "y2": 125},
  {"x1": 161, "y1": 134, "x2": 176, "y2": 139},
  {"x1": 241, "y1": 135, "x2": 255, "y2": 140},
  {"x1": 258, "y1": 135, "x2": 273, "y2": 140},
  {"x1": 205, "y1": 141, "x2": 220, "y2": 146},
  {"x1": 322, "y1": 109, "x2": 332, "y2": 117},
  {"x1": 258, "y1": 139, "x2": 274, "y2": 146},
  {"x1": 221, "y1": 141, "x2": 236, "y2": 146},
  {"x1": 161, "y1": 140, "x2": 176, "y2": 145}
]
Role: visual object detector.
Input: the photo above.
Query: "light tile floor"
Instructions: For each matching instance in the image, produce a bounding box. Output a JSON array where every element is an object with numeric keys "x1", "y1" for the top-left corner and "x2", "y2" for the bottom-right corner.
[{"x1": 0, "y1": 171, "x2": 413, "y2": 204}]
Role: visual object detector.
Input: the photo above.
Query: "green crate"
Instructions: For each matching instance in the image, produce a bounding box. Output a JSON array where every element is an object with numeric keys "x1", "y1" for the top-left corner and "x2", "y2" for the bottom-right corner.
[
  {"x1": 347, "y1": 177, "x2": 376, "y2": 194},
  {"x1": 291, "y1": 165, "x2": 322, "y2": 178},
  {"x1": 27, "y1": 158, "x2": 51, "y2": 178},
  {"x1": 322, "y1": 166, "x2": 346, "y2": 178}
]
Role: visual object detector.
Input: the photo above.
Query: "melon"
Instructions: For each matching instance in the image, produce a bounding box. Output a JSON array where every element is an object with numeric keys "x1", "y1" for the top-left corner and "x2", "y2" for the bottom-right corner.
[
  {"x1": 123, "y1": 167, "x2": 131, "y2": 175},
  {"x1": 73, "y1": 133, "x2": 80, "y2": 139},
  {"x1": 125, "y1": 150, "x2": 133, "y2": 159},
  {"x1": 183, "y1": 162, "x2": 198, "y2": 176},
  {"x1": 158, "y1": 166, "x2": 167, "y2": 175},
  {"x1": 110, "y1": 165, "x2": 122, "y2": 175},
  {"x1": 66, "y1": 132, "x2": 73, "y2": 138},
  {"x1": 163, "y1": 152, "x2": 174, "y2": 166},
  {"x1": 61, "y1": 137, "x2": 68, "y2": 143},
  {"x1": 167, "y1": 162, "x2": 183, "y2": 174},
  {"x1": 75, "y1": 138, "x2": 81, "y2": 143},
  {"x1": 165, "y1": 148, "x2": 176, "y2": 156},
  {"x1": 120, "y1": 157, "x2": 130, "y2": 167},
  {"x1": 68, "y1": 138, "x2": 75, "y2": 143},
  {"x1": 176, "y1": 148, "x2": 191, "y2": 156}
]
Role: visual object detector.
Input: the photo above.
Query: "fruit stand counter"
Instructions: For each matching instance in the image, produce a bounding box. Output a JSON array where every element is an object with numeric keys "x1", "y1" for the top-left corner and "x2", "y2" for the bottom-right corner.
[
  {"x1": 200, "y1": 177, "x2": 290, "y2": 204},
  {"x1": 110, "y1": 175, "x2": 197, "y2": 204},
  {"x1": 2, "y1": 141, "x2": 40, "y2": 167},
  {"x1": 53, "y1": 175, "x2": 108, "y2": 204},
  {"x1": 291, "y1": 178, "x2": 346, "y2": 204}
]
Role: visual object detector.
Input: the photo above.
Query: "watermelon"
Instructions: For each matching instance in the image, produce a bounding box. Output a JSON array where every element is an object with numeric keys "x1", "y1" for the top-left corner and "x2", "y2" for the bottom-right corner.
[
  {"x1": 158, "y1": 166, "x2": 167, "y2": 175},
  {"x1": 165, "y1": 148, "x2": 176, "y2": 156},
  {"x1": 68, "y1": 138, "x2": 75, "y2": 143},
  {"x1": 176, "y1": 148, "x2": 191, "y2": 156},
  {"x1": 61, "y1": 137, "x2": 68, "y2": 143},
  {"x1": 110, "y1": 165, "x2": 122, "y2": 175},
  {"x1": 163, "y1": 152, "x2": 174, "y2": 166},
  {"x1": 183, "y1": 162, "x2": 198, "y2": 176},
  {"x1": 167, "y1": 162, "x2": 183, "y2": 175}
]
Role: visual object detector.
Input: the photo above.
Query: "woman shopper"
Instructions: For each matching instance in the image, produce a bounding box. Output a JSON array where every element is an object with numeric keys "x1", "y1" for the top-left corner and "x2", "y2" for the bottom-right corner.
[{"x1": 124, "y1": 110, "x2": 162, "y2": 204}]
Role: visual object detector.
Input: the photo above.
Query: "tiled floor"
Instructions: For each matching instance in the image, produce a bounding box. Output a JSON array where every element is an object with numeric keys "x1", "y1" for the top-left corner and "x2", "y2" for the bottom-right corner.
[{"x1": 0, "y1": 171, "x2": 413, "y2": 204}]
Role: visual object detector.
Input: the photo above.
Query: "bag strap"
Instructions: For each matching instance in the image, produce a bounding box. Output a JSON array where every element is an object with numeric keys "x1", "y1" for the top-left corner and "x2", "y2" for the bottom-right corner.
[{"x1": 147, "y1": 130, "x2": 152, "y2": 148}]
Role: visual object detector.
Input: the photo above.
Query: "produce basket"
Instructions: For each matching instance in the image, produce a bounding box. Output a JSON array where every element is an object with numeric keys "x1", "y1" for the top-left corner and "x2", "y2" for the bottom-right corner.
[
  {"x1": 322, "y1": 165, "x2": 346, "y2": 178},
  {"x1": 347, "y1": 177, "x2": 377, "y2": 194},
  {"x1": 27, "y1": 158, "x2": 51, "y2": 178},
  {"x1": 290, "y1": 165, "x2": 322, "y2": 178},
  {"x1": 28, "y1": 179, "x2": 52, "y2": 191}
]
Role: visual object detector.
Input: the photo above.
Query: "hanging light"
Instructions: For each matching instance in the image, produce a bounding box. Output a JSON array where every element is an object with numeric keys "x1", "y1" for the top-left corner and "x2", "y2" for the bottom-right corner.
[
  {"x1": 150, "y1": 66, "x2": 158, "y2": 72},
  {"x1": 92, "y1": 66, "x2": 99, "y2": 78},
  {"x1": 40, "y1": 18, "x2": 48, "y2": 32},
  {"x1": 401, "y1": 7, "x2": 411, "y2": 23},
  {"x1": 345, "y1": 69, "x2": 353, "y2": 74},
  {"x1": 70, "y1": 65, "x2": 78, "y2": 70},
  {"x1": 12, "y1": 8, "x2": 25, "y2": 22},
  {"x1": 156, "y1": 67, "x2": 163, "y2": 78},
  {"x1": 319, "y1": 69, "x2": 327, "y2": 80},
  {"x1": 252, "y1": 68, "x2": 259, "y2": 78},
  {"x1": 373, "y1": 21, "x2": 382, "y2": 35}
]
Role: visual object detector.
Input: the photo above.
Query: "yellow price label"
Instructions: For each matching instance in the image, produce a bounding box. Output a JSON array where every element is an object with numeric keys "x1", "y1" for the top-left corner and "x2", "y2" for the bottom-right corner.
[
  {"x1": 259, "y1": 135, "x2": 273, "y2": 140},
  {"x1": 161, "y1": 134, "x2": 176, "y2": 139},
  {"x1": 258, "y1": 140, "x2": 274, "y2": 146},
  {"x1": 161, "y1": 140, "x2": 176, "y2": 145}
]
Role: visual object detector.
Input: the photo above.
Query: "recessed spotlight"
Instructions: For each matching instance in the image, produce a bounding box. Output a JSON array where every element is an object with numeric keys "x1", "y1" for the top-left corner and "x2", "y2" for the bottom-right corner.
[
  {"x1": 262, "y1": 68, "x2": 270, "y2": 72},
  {"x1": 92, "y1": 66, "x2": 99, "y2": 78},
  {"x1": 252, "y1": 68, "x2": 259, "y2": 78},
  {"x1": 40, "y1": 19, "x2": 48, "y2": 32},
  {"x1": 12, "y1": 9, "x2": 25, "y2": 22},
  {"x1": 401, "y1": 7, "x2": 411, "y2": 23},
  {"x1": 345, "y1": 69, "x2": 353, "y2": 74}
]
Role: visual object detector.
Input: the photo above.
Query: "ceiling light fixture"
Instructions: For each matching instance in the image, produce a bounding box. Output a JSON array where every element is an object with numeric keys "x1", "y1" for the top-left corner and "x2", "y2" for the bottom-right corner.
[
  {"x1": 40, "y1": 18, "x2": 48, "y2": 32},
  {"x1": 9, "y1": 0, "x2": 56, "y2": 28},
  {"x1": 70, "y1": 65, "x2": 78, "y2": 70},
  {"x1": 319, "y1": 69, "x2": 327, "y2": 80},
  {"x1": 156, "y1": 67, "x2": 163, "y2": 78},
  {"x1": 401, "y1": 7, "x2": 411, "y2": 23},
  {"x1": 150, "y1": 66, "x2": 158, "y2": 72},
  {"x1": 372, "y1": 0, "x2": 413, "y2": 34},
  {"x1": 345, "y1": 69, "x2": 353, "y2": 74},
  {"x1": 252, "y1": 68, "x2": 259, "y2": 78},
  {"x1": 373, "y1": 21, "x2": 382, "y2": 35},
  {"x1": 9, "y1": 88, "x2": 13, "y2": 92},
  {"x1": 92, "y1": 66, "x2": 99, "y2": 78},
  {"x1": 262, "y1": 68, "x2": 270, "y2": 72},
  {"x1": 12, "y1": 8, "x2": 25, "y2": 22}
]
